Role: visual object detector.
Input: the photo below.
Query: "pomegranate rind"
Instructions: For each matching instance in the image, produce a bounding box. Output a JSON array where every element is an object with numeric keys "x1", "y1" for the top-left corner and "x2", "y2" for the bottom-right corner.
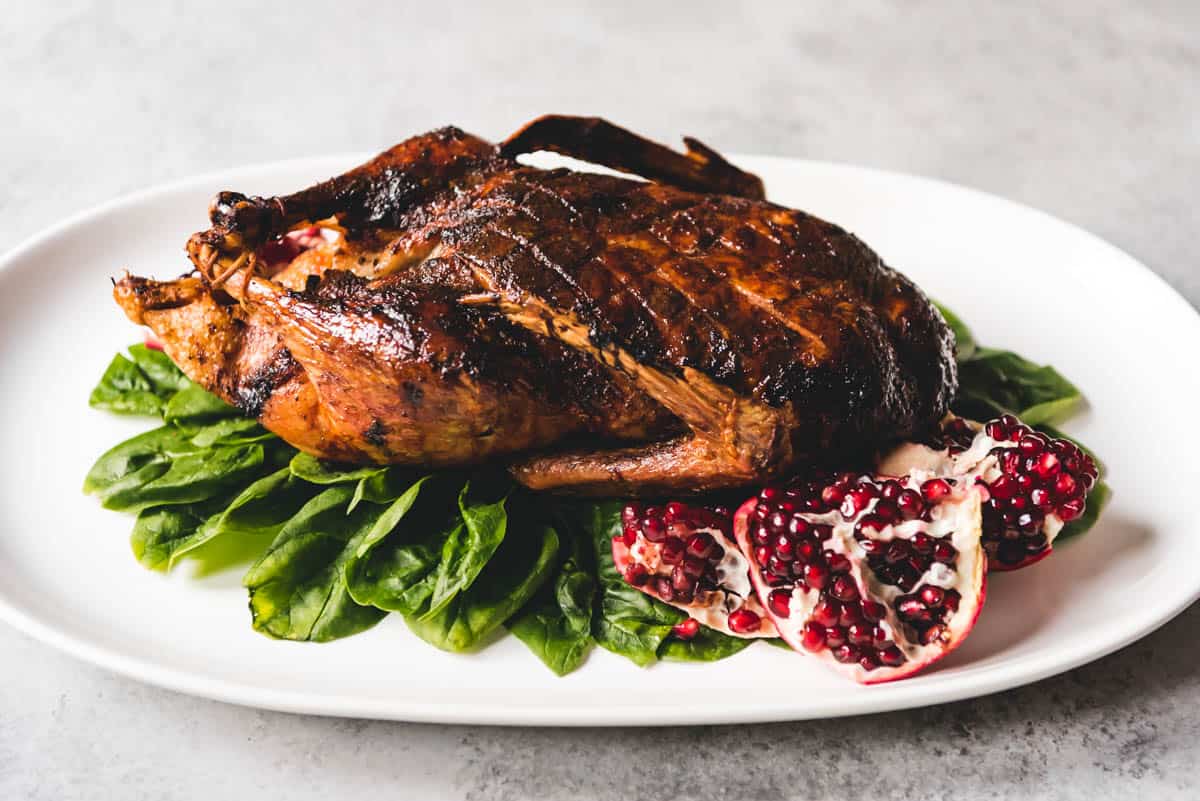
[
  {"x1": 734, "y1": 492, "x2": 987, "y2": 684},
  {"x1": 612, "y1": 533, "x2": 777, "y2": 639}
]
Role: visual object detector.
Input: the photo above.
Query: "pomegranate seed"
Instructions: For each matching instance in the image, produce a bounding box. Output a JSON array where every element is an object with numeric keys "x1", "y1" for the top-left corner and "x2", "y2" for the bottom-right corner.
[
  {"x1": 881, "y1": 480, "x2": 903, "y2": 500},
  {"x1": 832, "y1": 644, "x2": 859, "y2": 664},
  {"x1": 822, "y1": 484, "x2": 846, "y2": 506},
  {"x1": 795, "y1": 540, "x2": 818, "y2": 562},
  {"x1": 759, "y1": 487, "x2": 781, "y2": 503},
  {"x1": 1032, "y1": 452, "x2": 1061, "y2": 480},
  {"x1": 879, "y1": 645, "x2": 905, "y2": 666},
  {"x1": 861, "y1": 600, "x2": 886, "y2": 621},
  {"x1": 896, "y1": 489, "x2": 924, "y2": 519},
  {"x1": 804, "y1": 562, "x2": 830, "y2": 590},
  {"x1": 728, "y1": 608, "x2": 761, "y2": 634},
  {"x1": 827, "y1": 552, "x2": 851, "y2": 574},
  {"x1": 671, "y1": 566, "x2": 694, "y2": 593},
  {"x1": 920, "y1": 586, "x2": 945, "y2": 607},
  {"x1": 1018, "y1": 433, "x2": 1046, "y2": 455},
  {"x1": 933, "y1": 541, "x2": 957, "y2": 563},
  {"x1": 942, "y1": 589, "x2": 961, "y2": 612},
  {"x1": 768, "y1": 589, "x2": 793, "y2": 617},
  {"x1": 839, "y1": 603, "x2": 864, "y2": 627},
  {"x1": 663, "y1": 501, "x2": 687, "y2": 522},
  {"x1": 1030, "y1": 487, "x2": 1054, "y2": 510},
  {"x1": 830, "y1": 575, "x2": 859, "y2": 603},
  {"x1": 686, "y1": 532, "x2": 715, "y2": 559},
  {"x1": 910, "y1": 533, "x2": 933, "y2": 554},
  {"x1": 641, "y1": 517, "x2": 666, "y2": 543},
  {"x1": 774, "y1": 535, "x2": 795, "y2": 560},
  {"x1": 1059, "y1": 496, "x2": 1086, "y2": 521},
  {"x1": 660, "y1": 537, "x2": 685, "y2": 565},
  {"x1": 871, "y1": 626, "x2": 890, "y2": 649},
  {"x1": 672, "y1": 618, "x2": 700, "y2": 640},
  {"x1": 898, "y1": 597, "x2": 930, "y2": 623},
  {"x1": 842, "y1": 487, "x2": 876, "y2": 519},
  {"x1": 621, "y1": 525, "x2": 638, "y2": 547},
  {"x1": 858, "y1": 653, "x2": 879, "y2": 672},
  {"x1": 787, "y1": 516, "x2": 811, "y2": 538},
  {"x1": 653, "y1": 576, "x2": 674, "y2": 600},
  {"x1": 985, "y1": 420, "x2": 1009, "y2": 440},
  {"x1": 921, "y1": 624, "x2": 945, "y2": 646},
  {"x1": 989, "y1": 475, "x2": 1017, "y2": 501},
  {"x1": 998, "y1": 450, "x2": 1022, "y2": 475},
  {"x1": 874, "y1": 500, "x2": 899, "y2": 523},
  {"x1": 885, "y1": 539, "x2": 910, "y2": 564},
  {"x1": 768, "y1": 511, "x2": 788, "y2": 533},
  {"x1": 921, "y1": 479, "x2": 952, "y2": 502},
  {"x1": 1054, "y1": 473, "x2": 1079, "y2": 499},
  {"x1": 768, "y1": 555, "x2": 792, "y2": 577},
  {"x1": 847, "y1": 623, "x2": 874, "y2": 646},
  {"x1": 812, "y1": 599, "x2": 841, "y2": 626},
  {"x1": 624, "y1": 563, "x2": 649, "y2": 586},
  {"x1": 621, "y1": 504, "x2": 641, "y2": 526},
  {"x1": 825, "y1": 627, "x2": 847, "y2": 649},
  {"x1": 801, "y1": 621, "x2": 826, "y2": 651}
]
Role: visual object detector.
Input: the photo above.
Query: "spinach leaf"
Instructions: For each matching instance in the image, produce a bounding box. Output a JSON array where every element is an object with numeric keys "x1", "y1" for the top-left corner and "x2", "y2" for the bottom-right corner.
[
  {"x1": 83, "y1": 425, "x2": 202, "y2": 499},
  {"x1": 406, "y1": 524, "x2": 559, "y2": 652},
  {"x1": 955, "y1": 347, "x2": 1083, "y2": 426},
  {"x1": 242, "y1": 485, "x2": 387, "y2": 642},
  {"x1": 189, "y1": 417, "x2": 276, "y2": 448},
  {"x1": 129, "y1": 497, "x2": 230, "y2": 571},
  {"x1": 290, "y1": 452, "x2": 386, "y2": 486},
  {"x1": 163, "y1": 382, "x2": 240, "y2": 424},
  {"x1": 342, "y1": 477, "x2": 452, "y2": 615},
  {"x1": 167, "y1": 467, "x2": 320, "y2": 571},
  {"x1": 581, "y1": 501, "x2": 683, "y2": 667},
  {"x1": 507, "y1": 525, "x2": 596, "y2": 676},
  {"x1": 88, "y1": 352, "x2": 165, "y2": 415},
  {"x1": 98, "y1": 443, "x2": 268, "y2": 513},
  {"x1": 127, "y1": 344, "x2": 189, "y2": 395},
  {"x1": 422, "y1": 485, "x2": 508, "y2": 617},
  {"x1": 658, "y1": 625, "x2": 754, "y2": 662},
  {"x1": 934, "y1": 302, "x2": 977, "y2": 363}
]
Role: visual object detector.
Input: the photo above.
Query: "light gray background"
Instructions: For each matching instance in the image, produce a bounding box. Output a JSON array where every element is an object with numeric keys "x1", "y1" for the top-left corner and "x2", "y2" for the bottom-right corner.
[{"x1": 3, "y1": 1, "x2": 1198, "y2": 799}]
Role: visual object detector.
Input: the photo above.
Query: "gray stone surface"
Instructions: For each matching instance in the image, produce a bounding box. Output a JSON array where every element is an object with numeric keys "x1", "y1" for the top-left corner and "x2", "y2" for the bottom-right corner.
[{"x1": 2, "y1": 1, "x2": 1198, "y2": 798}]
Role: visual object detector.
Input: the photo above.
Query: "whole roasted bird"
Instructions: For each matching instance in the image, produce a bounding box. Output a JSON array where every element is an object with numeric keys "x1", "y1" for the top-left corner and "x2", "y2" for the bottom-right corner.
[{"x1": 114, "y1": 116, "x2": 956, "y2": 495}]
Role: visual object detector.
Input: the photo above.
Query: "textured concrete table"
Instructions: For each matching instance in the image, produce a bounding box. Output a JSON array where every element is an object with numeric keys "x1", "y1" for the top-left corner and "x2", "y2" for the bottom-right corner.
[{"x1": 3, "y1": 2, "x2": 1198, "y2": 799}]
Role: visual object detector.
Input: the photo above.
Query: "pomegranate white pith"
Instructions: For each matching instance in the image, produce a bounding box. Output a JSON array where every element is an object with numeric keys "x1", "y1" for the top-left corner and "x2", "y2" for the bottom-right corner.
[
  {"x1": 879, "y1": 415, "x2": 1099, "y2": 570},
  {"x1": 734, "y1": 473, "x2": 987, "y2": 684},
  {"x1": 612, "y1": 502, "x2": 776, "y2": 638}
]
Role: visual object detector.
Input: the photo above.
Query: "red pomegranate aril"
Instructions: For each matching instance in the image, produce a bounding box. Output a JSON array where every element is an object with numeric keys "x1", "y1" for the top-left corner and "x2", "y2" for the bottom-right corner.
[
  {"x1": 682, "y1": 555, "x2": 706, "y2": 578},
  {"x1": 767, "y1": 555, "x2": 792, "y2": 578},
  {"x1": 933, "y1": 541, "x2": 957, "y2": 562},
  {"x1": 624, "y1": 563, "x2": 649, "y2": 586},
  {"x1": 795, "y1": 539, "x2": 818, "y2": 562},
  {"x1": 659, "y1": 537, "x2": 685, "y2": 565},
  {"x1": 827, "y1": 552, "x2": 851, "y2": 574},
  {"x1": 825, "y1": 627, "x2": 847, "y2": 649},
  {"x1": 838, "y1": 603, "x2": 864, "y2": 627},
  {"x1": 822, "y1": 485, "x2": 846, "y2": 507},
  {"x1": 885, "y1": 539, "x2": 910, "y2": 564},
  {"x1": 921, "y1": 478, "x2": 952, "y2": 502},
  {"x1": 812, "y1": 599, "x2": 841, "y2": 626},
  {"x1": 861, "y1": 600, "x2": 886, "y2": 621},
  {"x1": 686, "y1": 532, "x2": 715, "y2": 559},
  {"x1": 1059, "y1": 496, "x2": 1086, "y2": 521},
  {"x1": 642, "y1": 517, "x2": 667, "y2": 543},
  {"x1": 990, "y1": 475, "x2": 1017, "y2": 501},
  {"x1": 621, "y1": 504, "x2": 641, "y2": 526},
  {"x1": 774, "y1": 536, "x2": 795, "y2": 560},
  {"x1": 754, "y1": 545, "x2": 772, "y2": 566},
  {"x1": 1018, "y1": 433, "x2": 1046, "y2": 455},
  {"x1": 897, "y1": 489, "x2": 924, "y2": 519},
  {"x1": 879, "y1": 646, "x2": 905, "y2": 666},
  {"x1": 1032, "y1": 452, "x2": 1060, "y2": 480},
  {"x1": 897, "y1": 597, "x2": 930, "y2": 623},
  {"x1": 920, "y1": 586, "x2": 945, "y2": 607},
  {"x1": 728, "y1": 608, "x2": 761, "y2": 634},
  {"x1": 621, "y1": 525, "x2": 638, "y2": 547},
  {"x1": 800, "y1": 621, "x2": 826, "y2": 651},
  {"x1": 768, "y1": 589, "x2": 793, "y2": 617},
  {"x1": 921, "y1": 624, "x2": 945, "y2": 646},
  {"x1": 1030, "y1": 487, "x2": 1054, "y2": 510},
  {"x1": 671, "y1": 566, "x2": 694, "y2": 593},
  {"x1": 804, "y1": 562, "x2": 830, "y2": 590},
  {"x1": 832, "y1": 644, "x2": 859, "y2": 664},
  {"x1": 847, "y1": 623, "x2": 874, "y2": 646},
  {"x1": 985, "y1": 419, "x2": 1008, "y2": 440},
  {"x1": 910, "y1": 532, "x2": 933, "y2": 554},
  {"x1": 663, "y1": 501, "x2": 688, "y2": 521},
  {"x1": 842, "y1": 487, "x2": 877, "y2": 519},
  {"x1": 653, "y1": 576, "x2": 674, "y2": 600},
  {"x1": 671, "y1": 618, "x2": 700, "y2": 640},
  {"x1": 1054, "y1": 473, "x2": 1079, "y2": 499},
  {"x1": 830, "y1": 575, "x2": 859, "y2": 603},
  {"x1": 942, "y1": 589, "x2": 961, "y2": 612}
]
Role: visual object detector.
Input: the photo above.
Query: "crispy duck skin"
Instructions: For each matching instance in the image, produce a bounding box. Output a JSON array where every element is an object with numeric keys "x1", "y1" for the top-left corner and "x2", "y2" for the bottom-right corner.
[{"x1": 113, "y1": 115, "x2": 956, "y2": 495}]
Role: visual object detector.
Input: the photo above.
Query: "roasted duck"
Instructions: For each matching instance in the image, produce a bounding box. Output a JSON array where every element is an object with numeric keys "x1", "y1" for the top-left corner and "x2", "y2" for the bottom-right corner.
[{"x1": 114, "y1": 116, "x2": 956, "y2": 494}]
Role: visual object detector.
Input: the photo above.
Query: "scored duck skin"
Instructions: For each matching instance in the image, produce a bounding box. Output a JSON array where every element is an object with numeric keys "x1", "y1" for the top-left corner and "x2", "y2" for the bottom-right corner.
[{"x1": 114, "y1": 115, "x2": 956, "y2": 495}]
